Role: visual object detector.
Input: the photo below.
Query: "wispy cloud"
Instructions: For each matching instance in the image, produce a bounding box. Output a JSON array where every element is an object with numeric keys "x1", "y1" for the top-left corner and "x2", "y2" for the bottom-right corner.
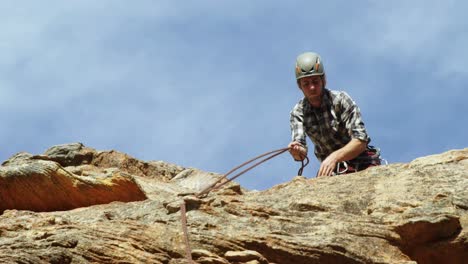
[
  {"x1": 1, "y1": 1, "x2": 467, "y2": 190},
  {"x1": 329, "y1": 0, "x2": 468, "y2": 77}
]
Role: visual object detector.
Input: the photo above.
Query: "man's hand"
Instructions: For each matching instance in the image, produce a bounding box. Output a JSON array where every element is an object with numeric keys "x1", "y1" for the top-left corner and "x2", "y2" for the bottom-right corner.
[
  {"x1": 317, "y1": 139, "x2": 367, "y2": 177},
  {"x1": 288, "y1": 141, "x2": 307, "y2": 161},
  {"x1": 317, "y1": 152, "x2": 339, "y2": 177}
]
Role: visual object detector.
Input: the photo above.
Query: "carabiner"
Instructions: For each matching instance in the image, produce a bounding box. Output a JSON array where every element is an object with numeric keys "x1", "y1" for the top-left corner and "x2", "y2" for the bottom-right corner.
[{"x1": 336, "y1": 161, "x2": 349, "y2": 174}]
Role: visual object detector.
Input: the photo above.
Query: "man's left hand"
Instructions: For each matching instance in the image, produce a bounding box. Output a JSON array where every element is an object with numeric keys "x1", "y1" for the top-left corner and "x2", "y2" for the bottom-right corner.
[{"x1": 318, "y1": 153, "x2": 339, "y2": 177}]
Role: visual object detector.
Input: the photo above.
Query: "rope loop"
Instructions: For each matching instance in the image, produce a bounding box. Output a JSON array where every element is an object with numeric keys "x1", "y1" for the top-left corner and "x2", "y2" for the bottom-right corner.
[
  {"x1": 197, "y1": 147, "x2": 290, "y2": 198},
  {"x1": 297, "y1": 156, "x2": 309, "y2": 176},
  {"x1": 179, "y1": 146, "x2": 308, "y2": 264}
]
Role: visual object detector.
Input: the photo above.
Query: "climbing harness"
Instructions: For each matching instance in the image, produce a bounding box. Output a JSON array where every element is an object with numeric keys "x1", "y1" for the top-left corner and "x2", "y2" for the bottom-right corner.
[
  {"x1": 335, "y1": 146, "x2": 387, "y2": 175},
  {"x1": 174, "y1": 146, "x2": 308, "y2": 263}
]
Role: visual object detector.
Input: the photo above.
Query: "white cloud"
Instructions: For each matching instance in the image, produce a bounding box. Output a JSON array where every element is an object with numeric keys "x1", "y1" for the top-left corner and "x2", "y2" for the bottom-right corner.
[
  {"x1": 0, "y1": 1, "x2": 280, "y2": 109},
  {"x1": 330, "y1": 0, "x2": 468, "y2": 77}
]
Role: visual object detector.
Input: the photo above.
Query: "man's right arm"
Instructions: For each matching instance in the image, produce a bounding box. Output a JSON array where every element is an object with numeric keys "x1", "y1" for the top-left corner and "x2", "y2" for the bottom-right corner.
[{"x1": 289, "y1": 102, "x2": 308, "y2": 161}]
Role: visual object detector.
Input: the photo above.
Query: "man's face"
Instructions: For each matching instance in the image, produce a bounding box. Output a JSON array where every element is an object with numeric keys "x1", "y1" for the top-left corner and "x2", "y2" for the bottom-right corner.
[{"x1": 299, "y1": 75, "x2": 323, "y2": 100}]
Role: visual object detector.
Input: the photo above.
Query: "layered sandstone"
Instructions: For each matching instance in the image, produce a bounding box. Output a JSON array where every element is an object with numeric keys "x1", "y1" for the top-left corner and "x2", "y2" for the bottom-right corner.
[{"x1": 0, "y1": 143, "x2": 467, "y2": 264}]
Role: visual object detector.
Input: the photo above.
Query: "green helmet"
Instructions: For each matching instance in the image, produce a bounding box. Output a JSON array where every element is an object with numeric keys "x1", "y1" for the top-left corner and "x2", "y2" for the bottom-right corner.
[{"x1": 295, "y1": 52, "x2": 325, "y2": 80}]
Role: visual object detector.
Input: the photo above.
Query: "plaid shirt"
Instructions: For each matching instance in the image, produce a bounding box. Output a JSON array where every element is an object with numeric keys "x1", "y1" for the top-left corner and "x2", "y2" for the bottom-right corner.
[{"x1": 290, "y1": 89, "x2": 370, "y2": 161}]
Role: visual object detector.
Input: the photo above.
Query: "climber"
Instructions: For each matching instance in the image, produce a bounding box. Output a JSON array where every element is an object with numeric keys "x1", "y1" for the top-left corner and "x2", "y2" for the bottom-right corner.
[{"x1": 288, "y1": 52, "x2": 381, "y2": 177}]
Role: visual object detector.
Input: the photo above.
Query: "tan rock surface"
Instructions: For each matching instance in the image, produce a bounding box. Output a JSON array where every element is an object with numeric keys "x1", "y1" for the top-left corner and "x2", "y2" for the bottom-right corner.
[
  {"x1": 0, "y1": 148, "x2": 147, "y2": 213},
  {"x1": 0, "y1": 143, "x2": 467, "y2": 263}
]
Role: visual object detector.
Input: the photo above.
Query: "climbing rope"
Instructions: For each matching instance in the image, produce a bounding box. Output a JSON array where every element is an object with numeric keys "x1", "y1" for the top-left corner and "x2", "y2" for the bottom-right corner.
[
  {"x1": 197, "y1": 147, "x2": 288, "y2": 197},
  {"x1": 178, "y1": 146, "x2": 308, "y2": 263},
  {"x1": 297, "y1": 155, "x2": 309, "y2": 176},
  {"x1": 179, "y1": 201, "x2": 193, "y2": 263}
]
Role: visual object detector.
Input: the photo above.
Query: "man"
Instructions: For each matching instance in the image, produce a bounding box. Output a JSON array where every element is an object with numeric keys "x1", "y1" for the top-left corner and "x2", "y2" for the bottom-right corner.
[{"x1": 288, "y1": 52, "x2": 381, "y2": 177}]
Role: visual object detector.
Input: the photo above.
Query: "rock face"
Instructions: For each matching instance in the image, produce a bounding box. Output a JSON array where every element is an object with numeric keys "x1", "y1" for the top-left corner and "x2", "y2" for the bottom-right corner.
[
  {"x1": 0, "y1": 144, "x2": 148, "y2": 213},
  {"x1": 0, "y1": 143, "x2": 467, "y2": 264}
]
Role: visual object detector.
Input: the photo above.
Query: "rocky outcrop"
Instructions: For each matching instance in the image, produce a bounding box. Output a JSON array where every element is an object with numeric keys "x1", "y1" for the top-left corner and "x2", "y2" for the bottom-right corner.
[
  {"x1": 0, "y1": 143, "x2": 467, "y2": 264},
  {"x1": 0, "y1": 149, "x2": 147, "y2": 213}
]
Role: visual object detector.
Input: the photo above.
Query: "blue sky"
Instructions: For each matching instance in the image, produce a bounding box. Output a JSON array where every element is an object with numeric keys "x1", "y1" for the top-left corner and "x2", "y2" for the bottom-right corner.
[{"x1": 1, "y1": 1, "x2": 467, "y2": 190}]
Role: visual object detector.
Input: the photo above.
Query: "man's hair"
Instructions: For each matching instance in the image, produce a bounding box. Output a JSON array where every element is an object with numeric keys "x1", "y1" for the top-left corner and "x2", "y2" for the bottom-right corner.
[{"x1": 297, "y1": 75, "x2": 327, "y2": 89}]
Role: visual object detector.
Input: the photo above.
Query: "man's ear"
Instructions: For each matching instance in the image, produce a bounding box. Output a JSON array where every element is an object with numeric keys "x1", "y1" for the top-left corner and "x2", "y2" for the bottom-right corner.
[{"x1": 322, "y1": 74, "x2": 327, "y2": 88}]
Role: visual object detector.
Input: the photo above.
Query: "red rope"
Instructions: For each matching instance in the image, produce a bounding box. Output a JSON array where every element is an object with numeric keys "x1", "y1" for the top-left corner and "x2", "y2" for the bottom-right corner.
[
  {"x1": 196, "y1": 147, "x2": 289, "y2": 198},
  {"x1": 180, "y1": 201, "x2": 194, "y2": 263},
  {"x1": 179, "y1": 146, "x2": 308, "y2": 263}
]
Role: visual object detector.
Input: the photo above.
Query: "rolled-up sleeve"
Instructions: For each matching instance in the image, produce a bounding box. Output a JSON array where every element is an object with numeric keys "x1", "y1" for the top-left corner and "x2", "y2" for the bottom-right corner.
[{"x1": 339, "y1": 92, "x2": 370, "y2": 142}]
